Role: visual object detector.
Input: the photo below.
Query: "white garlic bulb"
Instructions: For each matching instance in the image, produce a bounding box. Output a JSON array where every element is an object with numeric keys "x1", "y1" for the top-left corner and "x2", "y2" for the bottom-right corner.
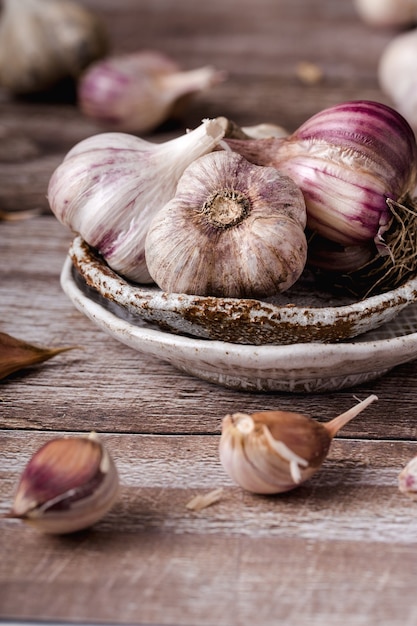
[
  {"x1": 47, "y1": 117, "x2": 228, "y2": 283},
  {"x1": 78, "y1": 50, "x2": 226, "y2": 134},
  {"x1": 0, "y1": 0, "x2": 108, "y2": 95},
  {"x1": 145, "y1": 150, "x2": 307, "y2": 299},
  {"x1": 353, "y1": 0, "x2": 417, "y2": 28},
  {"x1": 378, "y1": 29, "x2": 417, "y2": 129}
]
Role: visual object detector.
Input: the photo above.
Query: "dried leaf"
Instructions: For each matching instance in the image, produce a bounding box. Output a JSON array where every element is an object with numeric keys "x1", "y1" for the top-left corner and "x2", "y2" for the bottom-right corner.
[
  {"x1": 186, "y1": 488, "x2": 224, "y2": 511},
  {"x1": 0, "y1": 331, "x2": 78, "y2": 380}
]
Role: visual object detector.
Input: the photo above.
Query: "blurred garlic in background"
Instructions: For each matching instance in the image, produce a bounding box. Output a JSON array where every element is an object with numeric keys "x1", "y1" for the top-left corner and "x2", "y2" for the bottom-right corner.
[
  {"x1": 0, "y1": 0, "x2": 109, "y2": 95},
  {"x1": 78, "y1": 50, "x2": 226, "y2": 133},
  {"x1": 378, "y1": 29, "x2": 417, "y2": 130},
  {"x1": 353, "y1": 0, "x2": 417, "y2": 28}
]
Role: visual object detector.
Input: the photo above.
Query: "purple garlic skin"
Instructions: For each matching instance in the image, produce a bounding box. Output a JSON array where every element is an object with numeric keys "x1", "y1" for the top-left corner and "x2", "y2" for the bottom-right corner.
[
  {"x1": 47, "y1": 118, "x2": 227, "y2": 283},
  {"x1": 225, "y1": 101, "x2": 417, "y2": 248},
  {"x1": 78, "y1": 50, "x2": 226, "y2": 134}
]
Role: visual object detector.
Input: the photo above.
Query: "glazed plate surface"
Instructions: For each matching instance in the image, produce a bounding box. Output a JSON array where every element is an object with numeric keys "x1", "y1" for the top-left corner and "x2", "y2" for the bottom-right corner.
[
  {"x1": 61, "y1": 255, "x2": 417, "y2": 393},
  {"x1": 69, "y1": 236, "x2": 417, "y2": 346}
]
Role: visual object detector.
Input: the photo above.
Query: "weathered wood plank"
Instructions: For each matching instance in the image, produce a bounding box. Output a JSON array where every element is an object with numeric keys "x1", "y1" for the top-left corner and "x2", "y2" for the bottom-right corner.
[
  {"x1": 1, "y1": 431, "x2": 417, "y2": 625},
  {"x1": 1, "y1": 216, "x2": 417, "y2": 439}
]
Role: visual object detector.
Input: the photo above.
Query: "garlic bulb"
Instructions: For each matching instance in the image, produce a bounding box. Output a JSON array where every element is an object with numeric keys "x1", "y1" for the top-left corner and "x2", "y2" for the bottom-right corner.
[
  {"x1": 47, "y1": 117, "x2": 227, "y2": 283},
  {"x1": 0, "y1": 0, "x2": 109, "y2": 95},
  {"x1": 145, "y1": 150, "x2": 307, "y2": 299},
  {"x1": 353, "y1": 0, "x2": 417, "y2": 28},
  {"x1": 378, "y1": 29, "x2": 417, "y2": 130},
  {"x1": 7, "y1": 432, "x2": 119, "y2": 534},
  {"x1": 78, "y1": 50, "x2": 226, "y2": 134},
  {"x1": 226, "y1": 101, "x2": 417, "y2": 249},
  {"x1": 219, "y1": 395, "x2": 377, "y2": 495}
]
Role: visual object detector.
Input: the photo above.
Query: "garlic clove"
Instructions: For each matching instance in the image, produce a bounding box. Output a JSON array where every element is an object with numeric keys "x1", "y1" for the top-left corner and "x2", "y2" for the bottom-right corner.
[
  {"x1": 47, "y1": 117, "x2": 228, "y2": 283},
  {"x1": 399, "y1": 455, "x2": 417, "y2": 500},
  {"x1": 8, "y1": 432, "x2": 119, "y2": 534},
  {"x1": 145, "y1": 150, "x2": 307, "y2": 299},
  {"x1": 219, "y1": 395, "x2": 378, "y2": 494},
  {"x1": 0, "y1": 0, "x2": 109, "y2": 95},
  {"x1": 78, "y1": 50, "x2": 226, "y2": 134}
]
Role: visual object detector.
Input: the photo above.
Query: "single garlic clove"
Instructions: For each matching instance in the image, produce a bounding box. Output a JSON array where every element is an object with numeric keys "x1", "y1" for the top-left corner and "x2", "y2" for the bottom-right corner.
[
  {"x1": 78, "y1": 50, "x2": 226, "y2": 134},
  {"x1": 0, "y1": 0, "x2": 109, "y2": 95},
  {"x1": 219, "y1": 395, "x2": 377, "y2": 494},
  {"x1": 47, "y1": 117, "x2": 228, "y2": 283},
  {"x1": 398, "y1": 456, "x2": 417, "y2": 500},
  {"x1": 145, "y1": 150, "x2": 307, "y2": 299},
  {"x1": 7, "y1": 432, "x2": 119, "y2": 534}
]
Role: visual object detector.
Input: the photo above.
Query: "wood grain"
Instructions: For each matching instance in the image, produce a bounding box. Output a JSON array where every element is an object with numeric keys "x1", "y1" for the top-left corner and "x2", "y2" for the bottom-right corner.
[
  {"x1": 1, "y1": 0, "x2": 417, "y2": 624},
  {"x1": 1, "y1": 432, "x2": 417, "y2": 625}
]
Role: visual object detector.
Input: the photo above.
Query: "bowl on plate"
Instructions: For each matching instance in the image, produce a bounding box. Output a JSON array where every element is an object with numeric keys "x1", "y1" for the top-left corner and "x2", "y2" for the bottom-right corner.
[
  {"x1": 61, "y1": 250, "x2": 417, "y2": 393},
  {"x1": 69, "y1": 236, "x2": 417, "y2": 346}
]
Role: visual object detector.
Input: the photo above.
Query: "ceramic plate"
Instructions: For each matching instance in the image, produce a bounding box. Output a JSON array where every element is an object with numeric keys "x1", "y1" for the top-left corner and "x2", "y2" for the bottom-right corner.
[
  {"x1": 61, "y1": 256, "x2": 417, "y2": 393},
  {"x1": 69, "y1": 236, "x2": 417, "y2": 346}
]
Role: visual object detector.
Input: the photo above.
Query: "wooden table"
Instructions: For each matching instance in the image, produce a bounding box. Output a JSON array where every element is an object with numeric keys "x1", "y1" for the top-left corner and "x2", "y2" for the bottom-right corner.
[{"x1": 2, "y1": 1, "x2": 417, "y2": 624}]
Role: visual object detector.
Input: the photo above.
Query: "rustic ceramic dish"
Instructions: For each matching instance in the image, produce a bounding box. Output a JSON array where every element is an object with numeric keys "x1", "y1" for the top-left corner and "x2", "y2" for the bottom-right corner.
[
  {"x1": 69, "y1": 236, "x2": 417, "y2": 346},
  {"x1": 61, "y1": 255, "x2": 417, "y2": 393}
]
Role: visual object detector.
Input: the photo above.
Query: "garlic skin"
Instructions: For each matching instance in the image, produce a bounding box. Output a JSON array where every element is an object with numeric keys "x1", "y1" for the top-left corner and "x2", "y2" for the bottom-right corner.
[
  {"x1": 353, "y1": 0, "x2": 417, "y2": 28},
  {"x1": 47, "y1": 117, "x2": 227, "y2": 283},
  {"x1": 225, "y1": 101, "x2": 417, "y2": 250},
  {"x1": 378, "y1": 29, "x2": 417, "y2": 130},
  {"x1": 8, "y1": 432, "x2": 119, "y2": 534},
  {"x1": 145, "y1": 150, "x2": 307, "y2": 299},
  {"x1": 0, "y1": 0, "x2": 109, "y2": 95},
  {"x1": 399, "y1": 455, "x2": 417, "y2": 500},
  {"x1": 219, "y1": 395, "x2": 377, "y2": 495},
  {"x1": 241, "y1": 123, "x2": 289, "y2": 140},
  {"x1": 78, "y1": 50, "x2": 226, "y2": 134},
  {"x1": 307, "y1": 233, "x2": 375, "y2": 273}
]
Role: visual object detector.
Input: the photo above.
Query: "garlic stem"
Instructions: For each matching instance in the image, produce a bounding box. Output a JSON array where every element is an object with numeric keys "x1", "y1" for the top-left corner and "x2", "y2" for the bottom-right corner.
[
  {"x1": 324, "y1": 394, "x2": 378, "y2": 439},
  {"x1": 158, "y1": 66, "x2": 225, "y2": 99}
]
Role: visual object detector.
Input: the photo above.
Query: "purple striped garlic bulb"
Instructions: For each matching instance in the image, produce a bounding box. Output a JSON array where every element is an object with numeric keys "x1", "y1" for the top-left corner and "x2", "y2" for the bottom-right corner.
[
  {"x1": 47, "y1": 117, "x2": 227, "y2": 283},
  {"x1": 225, "y1": 101, "x2": 417, "y2": 250}
]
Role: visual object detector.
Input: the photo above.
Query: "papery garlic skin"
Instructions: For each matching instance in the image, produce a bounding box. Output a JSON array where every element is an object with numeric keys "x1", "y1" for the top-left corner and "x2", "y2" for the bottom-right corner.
[
  {"x1": 354, "y1": 0, "x2": 417, "y2": 28},
  {"x1": 399, "y1": 455, "x2": 417, "y2": 500},
  {"x1": 9, "y1": 433, "x2": 119, "y2": 534},
  {"x1": 47, "y1": 118, "x2": 227, "y2": 283},
  {"x1": 219, "y1": 412, "x2": 330, "y2": 494},
  {"x1": 226, "y1": 101, "x2": 417, "y2": 250},
  {"x1": 378, "y1": 30, "x2": 417, "y2": 131},
  {"x1": 78, "y1": 50, "x2": 225, "y2": 134},
  {"x1": 0, "y1": 0, "x2": 108, "y2": 95},
  {"x1": 219, "y1": 396, "x2": 377, "y2": 495},
  {"x1": 145, "y1": 150, "x2": 307, "y2": 299}
]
